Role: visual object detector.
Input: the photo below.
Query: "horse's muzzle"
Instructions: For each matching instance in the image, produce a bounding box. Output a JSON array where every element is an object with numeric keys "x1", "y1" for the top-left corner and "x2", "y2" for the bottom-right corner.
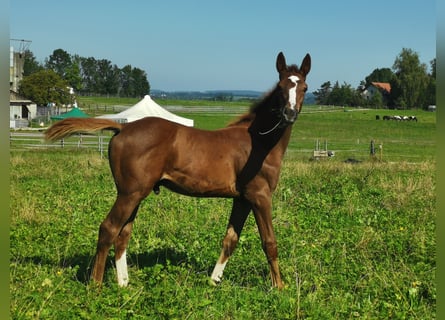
[{"x1": 283, "y1": 108, "x2": 298, "y2": 124}]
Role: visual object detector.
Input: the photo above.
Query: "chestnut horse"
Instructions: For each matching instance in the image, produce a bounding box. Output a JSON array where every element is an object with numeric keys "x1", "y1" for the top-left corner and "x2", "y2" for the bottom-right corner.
[{"x1": 45, "y1": 52, "x2": 311, "y2": 289}]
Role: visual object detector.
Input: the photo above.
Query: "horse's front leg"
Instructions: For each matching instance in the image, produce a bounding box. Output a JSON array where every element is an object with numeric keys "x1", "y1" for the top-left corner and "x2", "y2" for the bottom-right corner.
[
  {"x1": 250, "y1": 192, "x2": 284, "y2": 289},
  {"x1": 210, "y1": 198, "x2": 251, "y2": 285}
]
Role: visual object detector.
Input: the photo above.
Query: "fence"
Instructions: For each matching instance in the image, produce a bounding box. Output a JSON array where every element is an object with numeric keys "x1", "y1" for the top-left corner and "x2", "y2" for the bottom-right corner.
[{"x1": 10, "y1": 131, "x2": 112, "y2": 157}]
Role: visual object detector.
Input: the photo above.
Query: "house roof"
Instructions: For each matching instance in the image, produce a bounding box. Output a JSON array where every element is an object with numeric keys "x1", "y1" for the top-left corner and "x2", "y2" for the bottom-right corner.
[
  {"x1": 10, "y1": 90, "x2": 34, "y2": 103},
  {"x1": 371, "y1": 82, "x2": 391, "y2": 93}
]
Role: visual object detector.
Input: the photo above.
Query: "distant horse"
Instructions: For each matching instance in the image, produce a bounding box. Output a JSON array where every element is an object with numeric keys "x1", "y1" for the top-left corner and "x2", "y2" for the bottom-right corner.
[{"x1": 45, "y1": 52, "x2": 311, "y2": 289}]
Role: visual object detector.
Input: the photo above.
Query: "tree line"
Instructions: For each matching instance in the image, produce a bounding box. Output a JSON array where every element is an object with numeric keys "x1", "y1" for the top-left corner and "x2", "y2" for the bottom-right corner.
[
  {"x1": 313, "y1": 48, "x2": 435, "y2": 110},
  {"x1": 20, "y1": 48, "x2": 150, "y2": 106},
  {"x1": 20, "y1": 47, "x2": 434, "y2": 110}
]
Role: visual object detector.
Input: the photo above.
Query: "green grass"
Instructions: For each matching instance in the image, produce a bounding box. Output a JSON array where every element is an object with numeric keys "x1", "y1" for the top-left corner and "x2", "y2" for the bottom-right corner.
[
  {"x1": 76, "y1": 96, "x2": 251, "y2": 117},
  {"x1": 292, "y1": 108, "x2": 436, "y2": 162},
  {"x1": 180, "y1": 106, "x2": 435, "y2": 162},
  {"x1": 77, "y1": 96, "x2": 251, "y2": 108},
  {"x1": 74, "y1": 96, "x2": 436, "y2": 163},
  {"x1": 77, "y1": 96, "x2": 140, "y2": 107},
  {"x1": 10, "y1": 151, "x2": 435, "y2": 319},
  {"x1": 10, "y1": 104, "x2": 436, "y2": 318}
]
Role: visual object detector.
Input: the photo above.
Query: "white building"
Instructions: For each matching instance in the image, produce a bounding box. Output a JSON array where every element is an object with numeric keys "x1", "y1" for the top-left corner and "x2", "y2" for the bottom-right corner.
[{"x1": 10, "y1": 90, "x2": 37, "y2": 128}]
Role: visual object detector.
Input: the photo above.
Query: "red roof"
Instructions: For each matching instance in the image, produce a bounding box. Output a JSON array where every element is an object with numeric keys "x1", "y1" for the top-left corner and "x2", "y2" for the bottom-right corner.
[{"x1": 371, "y1": 82, "x2": 391, "y2": 93}]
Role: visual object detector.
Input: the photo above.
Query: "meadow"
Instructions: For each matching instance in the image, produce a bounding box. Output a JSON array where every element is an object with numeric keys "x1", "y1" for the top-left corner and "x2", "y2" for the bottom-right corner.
[{"x1": 10, "y1": 102, "x2": 436, "y2": 319}]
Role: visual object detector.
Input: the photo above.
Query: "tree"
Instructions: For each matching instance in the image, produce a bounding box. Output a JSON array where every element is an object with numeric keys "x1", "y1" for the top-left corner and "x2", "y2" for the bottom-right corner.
[
  {"x1": 390, "y1": 48, "x2": 430, "y2": 109},
  {"x1": 119, "y1": 65, "x2": 150, "y2": 97},
  {"x1": 25, "y1": 48, "x2": 151, "y2": 98},
  {"x1": 119, "y1": 65, "x2": 134, "y2": 97},
  {"x1": 79, "y1": 56, "x2": 97, "y2": 95},
  {"x1": 364, "y1": 68, "x2": 394, "y2": 88},
  {"x1": 95, "y1": 59, "x2": 120, "y2": 95},
  {"x1": 45, "y1": 49, "x2": 72, "y2": 78},
  {"x1": 351, "y1": 86, "x2": 366, "y2": 107},
  {"x1": 326, "y1": 81, "x2": 355, "y2": 106},
  {"x1": 45, "y1": 49, "x2": 82, "y2": 92},
  {"x1": 314, "y1": 81, "x2": 364, "y2": 107},
  {"x1": 425, "y1": 58, "x2": 436, "y2": 107},
  {"x1": 19, "y1": 69, "x2": 71, "y2": 106},
  {"x1": 313, "y1": 81, "x2": 331, "y2": 105},
  {"x1": 131, "y1": 67, "x2": 150, "y2": 97},
  {"x1": 23, "y1": 50, "x2": 43, "y2": 76}
]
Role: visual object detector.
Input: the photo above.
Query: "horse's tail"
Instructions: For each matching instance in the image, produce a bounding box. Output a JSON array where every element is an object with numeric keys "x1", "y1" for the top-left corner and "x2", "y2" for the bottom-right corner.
[{"x1": 45, "y1": 118, "x2": 123, "y2": 141}]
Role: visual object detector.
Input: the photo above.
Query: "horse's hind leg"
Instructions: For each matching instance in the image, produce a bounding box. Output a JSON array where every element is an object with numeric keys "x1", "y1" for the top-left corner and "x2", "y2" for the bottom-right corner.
[
  {"x1": 91, "y1": 194, "x2": 142, "y2": 285},
  {"x1": 114, "y1": 205, "x2": 139, "y2": 287},
  {"x1": 210, "y1": 198, "x2": 251, "y2": 285}
]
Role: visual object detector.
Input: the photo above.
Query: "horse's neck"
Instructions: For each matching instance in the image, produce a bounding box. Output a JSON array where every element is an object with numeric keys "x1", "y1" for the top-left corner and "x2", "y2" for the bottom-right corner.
[
  {"x1": 278, "y1": 125, "x2": 293, "y2": 154},
  {"x1": 242, "y1": 85, "x2": 294, "y2": 155},
  {"x1": 249, "y1": 89, "x2": 283, "y2": 139}
]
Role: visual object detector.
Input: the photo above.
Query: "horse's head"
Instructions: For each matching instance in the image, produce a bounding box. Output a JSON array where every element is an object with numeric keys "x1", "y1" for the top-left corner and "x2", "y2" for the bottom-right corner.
[{"x1": 276, "y1": 52, "x2": 311, "y2": 124}]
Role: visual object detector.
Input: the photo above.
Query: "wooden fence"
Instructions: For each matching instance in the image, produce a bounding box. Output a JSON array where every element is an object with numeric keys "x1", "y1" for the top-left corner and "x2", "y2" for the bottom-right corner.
[{"x1": 10, "y1": 131, "x2": 112, "y2": 157}]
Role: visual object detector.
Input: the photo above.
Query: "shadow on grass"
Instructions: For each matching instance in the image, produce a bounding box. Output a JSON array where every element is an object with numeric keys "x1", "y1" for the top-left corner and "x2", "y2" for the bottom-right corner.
[
  {"x1": 15, "y1": 247, "x2": 200, "y2": 285},
  {"x1": 128, "y1": 247, "x2": 192, "y2": 269}
]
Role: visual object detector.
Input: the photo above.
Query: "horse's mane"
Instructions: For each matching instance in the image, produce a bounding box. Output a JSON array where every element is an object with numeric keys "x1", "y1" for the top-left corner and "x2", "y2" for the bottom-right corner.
[
  {"x1": 227, "y1": 84, "x2": 281, "y2": 127},
  {"x1": 227, "y1": 113, "x2": 255, "y2": 127}
]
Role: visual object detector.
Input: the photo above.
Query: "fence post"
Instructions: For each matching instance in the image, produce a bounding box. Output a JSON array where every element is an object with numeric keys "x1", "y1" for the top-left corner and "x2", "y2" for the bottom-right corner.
[
  {"x1": 99, "y1": 135, "x2": 103, "y2": 158},
  {"x1": 370, "y1": 140, "x2": 375, "y2": 156},
  {"x1": 77, "y1": 134, "x2": 83, "y2": 148}
]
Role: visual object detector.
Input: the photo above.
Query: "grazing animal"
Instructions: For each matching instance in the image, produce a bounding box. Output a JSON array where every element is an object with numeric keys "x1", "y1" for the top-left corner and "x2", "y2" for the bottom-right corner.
[
  {"x1": 45, "y1": 52, "x2": 311, "y2": 289},
  {"x1": 382, "y1": 115, "x2": 418, "y2": 122}
]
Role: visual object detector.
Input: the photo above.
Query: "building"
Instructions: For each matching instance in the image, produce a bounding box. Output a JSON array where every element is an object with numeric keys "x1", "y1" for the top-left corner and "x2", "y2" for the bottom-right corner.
[
  {"x1": 9, "y1": 41, "x2": 38, "y2": 128},
  {"x1": 10, "y1": 90, "x2": 37, "y2": 128},
  {"x1": 10, "y1": 46, "x2": 25, "y2": 93},
  {"x1": 362, "y1": 82, "x2": 391, "y2": 101},
  {"x1": 362, "y1": 82, "x2": 391, "y2": 100}
]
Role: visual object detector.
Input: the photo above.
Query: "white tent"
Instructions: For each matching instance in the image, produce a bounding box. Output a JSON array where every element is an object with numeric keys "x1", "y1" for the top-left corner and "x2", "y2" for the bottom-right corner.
[{"x1": 97, "y1": 95, "x2": 194, "y2": 127}]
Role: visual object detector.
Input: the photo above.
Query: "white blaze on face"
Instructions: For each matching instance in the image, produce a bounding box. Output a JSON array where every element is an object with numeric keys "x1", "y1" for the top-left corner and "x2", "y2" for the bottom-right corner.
[{"x1": 288, "y1": 75, "x2": 300, "y2": 110}]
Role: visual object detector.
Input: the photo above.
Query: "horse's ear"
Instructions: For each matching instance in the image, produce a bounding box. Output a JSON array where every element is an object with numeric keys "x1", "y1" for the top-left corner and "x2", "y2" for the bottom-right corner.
[
  {"x1": 300, "y1": 53, "x2": 311, "y2": 76},
  {"x1": 276, "y1": 52, "x2": 287, "y2": 74}
]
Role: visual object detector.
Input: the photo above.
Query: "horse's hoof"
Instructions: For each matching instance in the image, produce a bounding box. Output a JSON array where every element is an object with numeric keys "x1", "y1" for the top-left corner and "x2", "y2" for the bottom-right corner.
[{"x1": 208, "y1": 278, "x2": 220, "y2": 287}]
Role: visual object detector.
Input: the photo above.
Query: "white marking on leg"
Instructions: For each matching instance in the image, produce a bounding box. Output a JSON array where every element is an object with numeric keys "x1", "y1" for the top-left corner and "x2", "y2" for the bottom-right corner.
[
  {"x1": 116, "y1": 249, "x2": 129, "y2": 287},
  {"x1": 211, "y1": 261, "x2": 227, "y2": 284},
  {"x1": 288, "y1": 75, "x2": 300, "y2": 110}
]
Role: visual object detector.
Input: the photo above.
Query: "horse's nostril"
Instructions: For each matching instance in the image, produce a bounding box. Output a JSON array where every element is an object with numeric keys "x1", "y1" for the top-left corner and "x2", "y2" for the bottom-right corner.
[{"x1": 284, "y1": 108, "x2": 297, "y2": 122}]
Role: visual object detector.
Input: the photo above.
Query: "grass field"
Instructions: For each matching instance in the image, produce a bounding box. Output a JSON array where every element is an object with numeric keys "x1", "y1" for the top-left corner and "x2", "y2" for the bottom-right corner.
[
  {"x1": 10, "y1": 101, "x2": 436, "y2": 319},
  {"x1": 182, "y1": 107, "x2": 436, "y2": 163},
  {"x1": 49, "y1": 96, "x2": 437, "y2": 163}
]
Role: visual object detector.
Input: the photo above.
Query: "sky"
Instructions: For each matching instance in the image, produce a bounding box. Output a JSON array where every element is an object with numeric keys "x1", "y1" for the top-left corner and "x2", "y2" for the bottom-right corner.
[{"x1": 10, "y1": 0, "x2": 436, "y2": 93}]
